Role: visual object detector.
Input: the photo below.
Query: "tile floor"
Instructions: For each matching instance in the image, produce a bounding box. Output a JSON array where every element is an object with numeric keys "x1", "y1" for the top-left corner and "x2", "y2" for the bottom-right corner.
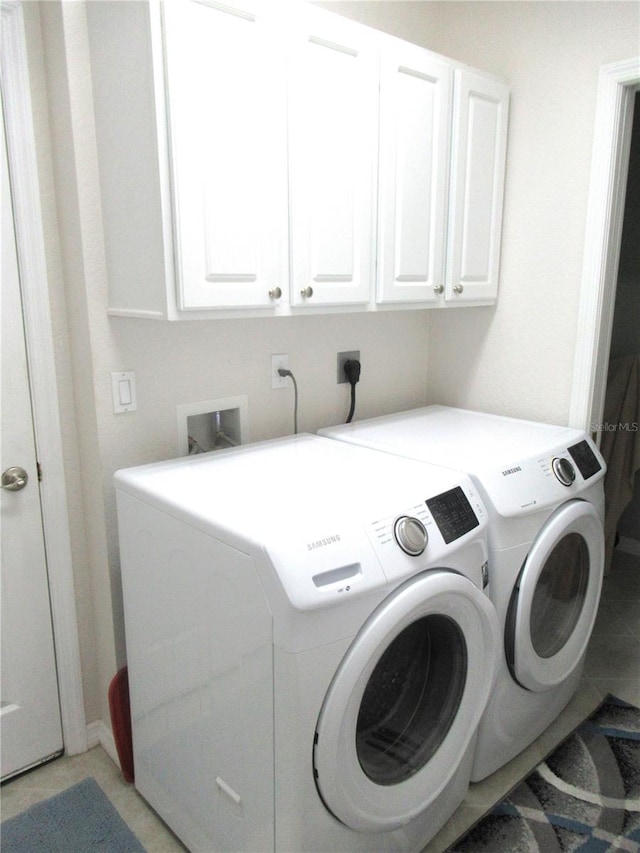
[{"x1": 1, "y1": 548, "x2": 638, "y2": 853}]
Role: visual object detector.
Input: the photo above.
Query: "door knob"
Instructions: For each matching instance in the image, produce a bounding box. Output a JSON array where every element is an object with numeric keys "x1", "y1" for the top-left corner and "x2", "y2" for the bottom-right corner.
[
  {"x1": 2, "y1": 466, "x2": 29, "y2": 491},
  {"x1": 300, "y1": 286, "x2": 313, "y2": 299}
]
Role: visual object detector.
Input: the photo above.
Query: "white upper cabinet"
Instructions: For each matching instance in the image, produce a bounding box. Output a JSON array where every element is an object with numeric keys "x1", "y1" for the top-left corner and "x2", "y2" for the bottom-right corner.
[
  {"x1": 163, "y1": 0, "x2": 288, "y2": 310},
  {"x1": 88, "y1": 0, "x2": 509, "y2": 319},
  {"x1": 377, "y1": 46, "x2": 509, "y2": 308},
  {"x1": 446, "y1": 70, "x2": 510, "y2": 304},
  {"x1": 377, "y1": 40, "x2": 453, "y2": 305},
  {"x1": 287, "y1": 8, "x2": 379, "y2": 308}
]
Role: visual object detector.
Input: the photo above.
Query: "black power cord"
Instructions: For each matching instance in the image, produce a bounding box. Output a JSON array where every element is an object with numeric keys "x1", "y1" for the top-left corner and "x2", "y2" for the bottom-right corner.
[
  {"x1": 278, "y1": 368, "x2": 299, "y2": 434},
  {"x1": 343, "y1": 359, "x2": 361, "y2": 423}
]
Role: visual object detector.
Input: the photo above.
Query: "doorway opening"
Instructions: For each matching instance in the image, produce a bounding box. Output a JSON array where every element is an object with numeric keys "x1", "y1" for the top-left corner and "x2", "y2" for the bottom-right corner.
[
  {"x1": 570, "y1": 59, "x2": 640, "y2": 569},
  {"x1": 601, "y1": 92, "x2": 640, "y2": 561}
]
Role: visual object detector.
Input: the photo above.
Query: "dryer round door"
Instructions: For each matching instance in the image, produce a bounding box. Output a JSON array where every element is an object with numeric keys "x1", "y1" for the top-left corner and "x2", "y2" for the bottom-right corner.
[
  {"x1": 507, "y1": 500, "x2": 604, "y2": 692},
  {"x1": 313, "y1": 570, "x2": 499, "y2": 832}
]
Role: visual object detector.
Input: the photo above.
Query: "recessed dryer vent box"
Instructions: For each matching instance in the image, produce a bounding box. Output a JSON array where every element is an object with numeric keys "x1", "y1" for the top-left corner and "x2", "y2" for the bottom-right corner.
[{"x1": 177, "y1": 396, "x2": 248, "y2": 456}]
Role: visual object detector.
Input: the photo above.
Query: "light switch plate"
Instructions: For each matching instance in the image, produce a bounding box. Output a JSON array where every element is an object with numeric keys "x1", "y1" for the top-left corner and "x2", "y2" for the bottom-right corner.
[{"x1": 111, "y1": 371, "x2": 137, "y2": 413}]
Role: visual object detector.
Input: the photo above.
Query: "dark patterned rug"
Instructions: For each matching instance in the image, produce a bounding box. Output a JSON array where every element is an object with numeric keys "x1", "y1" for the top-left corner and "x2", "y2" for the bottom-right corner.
[{"x1": 448, "y1": 695, "x2": 640, "y2": 852}]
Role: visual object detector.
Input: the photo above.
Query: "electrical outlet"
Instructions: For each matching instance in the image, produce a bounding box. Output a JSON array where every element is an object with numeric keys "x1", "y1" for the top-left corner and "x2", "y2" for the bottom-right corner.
[
  {"x1": 337, "y1": 351, "x2": 360, "y2": 384},
  {"x1": 271, "y1": 353, "x2": 290, "y2": 389}
]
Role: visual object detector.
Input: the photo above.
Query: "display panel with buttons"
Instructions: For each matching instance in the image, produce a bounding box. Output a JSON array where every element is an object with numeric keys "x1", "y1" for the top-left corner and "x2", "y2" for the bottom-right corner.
[
  {"x1": 568, "y1": 440, "x2": 602, "y2": 480},
  {"x1": 426, "y1": 487, "x2": 479, "y2": 544}
]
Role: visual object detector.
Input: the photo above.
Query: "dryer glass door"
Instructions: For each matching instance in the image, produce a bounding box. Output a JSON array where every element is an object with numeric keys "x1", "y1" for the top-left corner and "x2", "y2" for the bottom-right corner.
[
  {"x1": 529, "y1": 531, "x2": 589, "y2": 659},
  {"x1": 313, "y1": 570, "x2": 499, "y2": 832},
  {"x1": 507, "y1": 500, "x2": 604, "y2": 692}
]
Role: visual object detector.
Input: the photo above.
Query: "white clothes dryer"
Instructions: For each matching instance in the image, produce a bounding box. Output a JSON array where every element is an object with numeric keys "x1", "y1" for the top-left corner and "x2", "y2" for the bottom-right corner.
[
  {"x1": 114, "y1": 434, "x2": 499, "y2": 852},
  {"x1": 320, "y1": 406, "x2": 606, "y2": 781}
]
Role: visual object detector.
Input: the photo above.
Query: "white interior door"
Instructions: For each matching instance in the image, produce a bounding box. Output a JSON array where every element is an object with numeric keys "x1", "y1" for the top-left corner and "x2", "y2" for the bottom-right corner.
[{"x1": 1, "y1": 109, "x2": 63, "y2": 780}]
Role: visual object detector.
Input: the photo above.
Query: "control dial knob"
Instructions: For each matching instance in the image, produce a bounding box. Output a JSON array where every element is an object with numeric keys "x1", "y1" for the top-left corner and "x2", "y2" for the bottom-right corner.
[
  {"x1": 394, "y1": 516, "x2": 428, "y2": 556},
  {"x1": 552, "y1": 456, "x2": 576, "y2": 486}
]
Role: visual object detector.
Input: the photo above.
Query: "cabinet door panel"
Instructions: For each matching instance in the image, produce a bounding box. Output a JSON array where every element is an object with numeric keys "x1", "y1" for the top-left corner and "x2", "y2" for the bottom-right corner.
[
  {"x1": 447, "y1": 70, "x2": 509, "y2": 303},
  {"x1": 288, "y1": 9, "x2": 379, "y2": 307},
  {"x1": 163, "y1": 0, "x2": 288, "y2": 310},
  {"x1": 377, "y1": 44, "x2": 453, "y2": 304}
]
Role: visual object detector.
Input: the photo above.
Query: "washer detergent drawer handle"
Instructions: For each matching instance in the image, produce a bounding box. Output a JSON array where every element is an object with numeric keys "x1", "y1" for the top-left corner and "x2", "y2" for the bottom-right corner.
[{"x1": 313, "y1": 563, "x2": 362, "y2": 588}]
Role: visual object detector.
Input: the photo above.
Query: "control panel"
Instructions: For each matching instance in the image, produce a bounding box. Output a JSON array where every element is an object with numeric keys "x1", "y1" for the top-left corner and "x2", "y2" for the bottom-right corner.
[
  {"x1": 370, "y1": 486, "x2": 481, "y2": 563},
  {"x1": 426, "y1": 486, "x2": 481, "y2": 544},
  {"x1": 568, "y1": 440, "x2": 603, "y2": 480},
  {"x1": 550, "y1": 440, "x2": 602, "y2": 487},
  {"x1": 478, "y1": 433, "x2": 606, "y2": 517}
]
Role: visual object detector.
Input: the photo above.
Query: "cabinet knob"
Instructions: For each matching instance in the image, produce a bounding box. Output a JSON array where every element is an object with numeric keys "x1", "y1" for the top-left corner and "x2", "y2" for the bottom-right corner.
[
  {"x1": 268, "y1": 287, "x2": 282, "y2": 300},
  {"x1": 453, "y1": 284, "x2": 464, "y2": 294},
  {"x1": 433, "y1": 284, "x2": 444, "y2": 294},
  {"x1": 300, "y1": 286, "x2": 314, "y2": 299}
]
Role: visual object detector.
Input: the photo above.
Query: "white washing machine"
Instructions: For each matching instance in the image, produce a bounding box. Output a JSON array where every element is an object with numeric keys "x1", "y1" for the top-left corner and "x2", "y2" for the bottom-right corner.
[
  {"x1": 114, "y1": 434, "x2": 499, "y2": 852},
  {"x1": 320, "y1": 406, "x2": 606, "y2": 781}
]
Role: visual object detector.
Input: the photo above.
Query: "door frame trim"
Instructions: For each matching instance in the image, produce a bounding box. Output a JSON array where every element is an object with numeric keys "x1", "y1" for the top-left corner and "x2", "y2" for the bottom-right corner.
[
  {"x1": 1, "y1": 0, "x2": 86, "y2": 754},
  {"x1": 569, "y1": 57, "x2": 640, "y2": 434}
]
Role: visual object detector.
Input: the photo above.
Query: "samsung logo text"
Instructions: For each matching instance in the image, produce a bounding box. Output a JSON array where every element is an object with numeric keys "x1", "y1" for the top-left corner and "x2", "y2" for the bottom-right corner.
[{"x1": 307, "y1": 535, "x2": 341, "y2": 551}]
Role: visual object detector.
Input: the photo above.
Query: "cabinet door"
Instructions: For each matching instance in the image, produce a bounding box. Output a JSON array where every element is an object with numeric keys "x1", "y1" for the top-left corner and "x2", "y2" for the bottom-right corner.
[
  {"x1": 377, "y1": 42, "x2": 453, "y2": 305},
  {"x1": 288, "y1": 8, "x2": 379, "y2": 307},
  {"x1": 162, "y1": 0, "x2": 288, "y2": 310},
  {"x1": 446, "y1": 70, "x2": 509, "y2": 304}
]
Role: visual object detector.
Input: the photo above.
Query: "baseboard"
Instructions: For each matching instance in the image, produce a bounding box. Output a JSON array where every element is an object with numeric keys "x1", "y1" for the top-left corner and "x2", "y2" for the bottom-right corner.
[
  {"x1": 86, "y1": 719, "x2": 120, "y2": 769},
  {"x1": 616, "y1": 536, "x2": 640, "y2": 557}
]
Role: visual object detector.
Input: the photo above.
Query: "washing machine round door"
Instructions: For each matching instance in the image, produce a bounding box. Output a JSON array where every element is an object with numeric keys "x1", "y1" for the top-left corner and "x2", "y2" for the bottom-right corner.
[
  {"x1": 313, "y1": 570, "x2": 499, "y2": 832},
  {"x1": 507, "y1": 500, "x2": 604, "y2": 692}
]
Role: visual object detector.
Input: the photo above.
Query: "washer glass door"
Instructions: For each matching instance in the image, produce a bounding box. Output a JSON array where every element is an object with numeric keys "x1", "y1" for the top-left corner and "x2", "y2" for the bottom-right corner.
[
  {"x1": 313, "y1": 569, "x2": 499, "y2": 832},
  {"x1": 507, "y1": 500, "x2": 604, "y2": 692},
  {"x1": 357, "y1": 612, "x2": 466, "y2": 786}
]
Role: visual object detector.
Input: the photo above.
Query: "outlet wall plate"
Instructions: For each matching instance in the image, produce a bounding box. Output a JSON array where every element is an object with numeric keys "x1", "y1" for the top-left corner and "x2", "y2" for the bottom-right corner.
[
  {"x1": 272, "y1": 353, "x2": 290, "y2": 389},
  {"x1": 337, "y1": 351, "x2": 360, "y2": 384}
]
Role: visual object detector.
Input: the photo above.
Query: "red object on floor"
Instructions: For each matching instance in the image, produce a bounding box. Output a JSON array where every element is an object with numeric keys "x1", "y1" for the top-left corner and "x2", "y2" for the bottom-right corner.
[{"x1": 108, "y1": 666, "x2": 134, "y2": 783}]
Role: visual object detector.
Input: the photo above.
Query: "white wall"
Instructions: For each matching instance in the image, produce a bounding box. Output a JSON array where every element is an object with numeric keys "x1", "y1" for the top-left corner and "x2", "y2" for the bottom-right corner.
[
  {"x1": 26, "y1": 1, "x2": 431, "y2": 729},
  {"x1": 424, "y1": 2, "x2": 639, "y2": 424},
  {"x1": 24, "y1": 1, "x2": 103, "y2": 723},
  {"x1": 26, "y1": 0, "x2": 639, "y2": 736}
]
